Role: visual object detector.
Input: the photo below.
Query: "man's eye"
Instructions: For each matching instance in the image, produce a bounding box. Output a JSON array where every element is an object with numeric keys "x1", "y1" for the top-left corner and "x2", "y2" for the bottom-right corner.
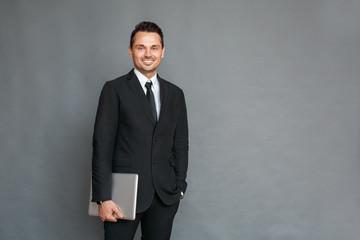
[
  {"x1": 152, "y1": 47, "x2": 158, "y2": 51},
  {"x1": 138, "y1": 47, "x2": 144, "y2": 50}
]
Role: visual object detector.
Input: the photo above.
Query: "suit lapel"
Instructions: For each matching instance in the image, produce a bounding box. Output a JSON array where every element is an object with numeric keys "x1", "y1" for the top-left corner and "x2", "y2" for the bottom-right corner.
[
  {"x1": 127, "y1": 70, "x2": 156, "y2": 126},
  {"x1": 157, "y1": 75, "x2": 167, "y2": 124}
]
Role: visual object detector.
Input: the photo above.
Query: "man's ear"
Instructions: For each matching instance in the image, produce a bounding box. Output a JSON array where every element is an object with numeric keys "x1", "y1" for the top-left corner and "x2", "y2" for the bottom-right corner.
[
  {"x1": 128, "y1": 46, "x2": 133, "y2": 58},
  {"x1": 161, "y1": 46, "x2": 165, "y2": 59}
]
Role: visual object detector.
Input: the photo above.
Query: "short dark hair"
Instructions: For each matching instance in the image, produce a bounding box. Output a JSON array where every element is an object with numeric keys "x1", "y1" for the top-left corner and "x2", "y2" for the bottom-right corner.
[{"x1": 130, "y1": 21, "x2": 164, "y2": 48}]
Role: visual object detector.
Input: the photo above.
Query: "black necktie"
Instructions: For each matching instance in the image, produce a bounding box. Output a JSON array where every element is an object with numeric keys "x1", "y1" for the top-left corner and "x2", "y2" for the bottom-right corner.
[{"x1": 145, "y1": 81, "x2": 157, "y2": 122}]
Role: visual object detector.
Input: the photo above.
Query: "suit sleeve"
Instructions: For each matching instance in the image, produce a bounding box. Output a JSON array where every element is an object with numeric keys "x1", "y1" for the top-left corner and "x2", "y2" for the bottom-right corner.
[
  {"x1": 172, "y1": 89, "x2": 189, "y2": 193},
  {"x1": 91, "y1": 81, "x2": 119, "y2": 202}
]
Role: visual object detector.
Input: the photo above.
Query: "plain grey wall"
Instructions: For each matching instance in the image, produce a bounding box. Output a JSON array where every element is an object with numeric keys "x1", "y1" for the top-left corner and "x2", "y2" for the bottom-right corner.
[{"x1": 1, "y1": 0, "x2": 359, "y2": 239}]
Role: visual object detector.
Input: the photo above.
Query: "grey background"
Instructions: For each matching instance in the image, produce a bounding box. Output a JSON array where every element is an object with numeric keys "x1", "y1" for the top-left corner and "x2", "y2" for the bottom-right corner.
[{"x1": 1, "y1": 0, "x2": 359, "y2": 239}]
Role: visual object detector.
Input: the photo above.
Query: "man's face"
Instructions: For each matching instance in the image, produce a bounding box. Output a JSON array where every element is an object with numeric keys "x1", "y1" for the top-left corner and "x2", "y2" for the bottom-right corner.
[{"x1": 129, "y1": 31, "x2": 165, "y2": 79}]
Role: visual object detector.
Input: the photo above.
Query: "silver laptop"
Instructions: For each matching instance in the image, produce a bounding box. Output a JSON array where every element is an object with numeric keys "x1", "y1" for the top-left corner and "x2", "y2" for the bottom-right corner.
[{"x1": 88, "y1": 173, "x2": 138, "y2": 220}]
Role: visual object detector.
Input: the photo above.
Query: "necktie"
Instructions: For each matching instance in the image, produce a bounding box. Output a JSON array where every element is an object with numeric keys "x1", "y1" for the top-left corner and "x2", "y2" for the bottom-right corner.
[{"x1": 145, "y1": 81, "x2": 157, "y2": 122}]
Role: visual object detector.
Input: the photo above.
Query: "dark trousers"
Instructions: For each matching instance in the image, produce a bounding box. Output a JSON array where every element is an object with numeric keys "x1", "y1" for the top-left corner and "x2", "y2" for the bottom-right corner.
[{"x1": 104, "y1": 193, "x2": 180, "y2": 240}]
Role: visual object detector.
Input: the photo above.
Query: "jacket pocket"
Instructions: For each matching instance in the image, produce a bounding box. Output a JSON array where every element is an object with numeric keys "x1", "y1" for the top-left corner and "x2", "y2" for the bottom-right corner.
[{"x1": 169, "y1": 157, "x2": 176, "y2": 167}]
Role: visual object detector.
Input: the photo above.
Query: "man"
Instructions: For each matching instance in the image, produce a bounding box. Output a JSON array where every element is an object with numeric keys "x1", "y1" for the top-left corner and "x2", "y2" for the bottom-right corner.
[{"x1": 91, "y1": 21, "x2": 189, "y2": 240}]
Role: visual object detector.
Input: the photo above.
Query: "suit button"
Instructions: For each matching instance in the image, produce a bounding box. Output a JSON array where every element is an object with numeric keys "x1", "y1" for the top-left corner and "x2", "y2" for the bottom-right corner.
[
  {"x1": 153, "y1": 160, "x2": 158, "y2": 165},
  {"x1": 153, "y1": 137, "x2": 159, "y2": 142}
]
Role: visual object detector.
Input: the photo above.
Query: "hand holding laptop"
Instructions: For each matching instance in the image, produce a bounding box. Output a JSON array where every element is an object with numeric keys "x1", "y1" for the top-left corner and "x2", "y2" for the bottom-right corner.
[
  {"x1": 89, "y1": 173, "x2": 138, "y2": 221},
  {"x1": 99, "y1": 200, "x2": 124, "y2": 222}
]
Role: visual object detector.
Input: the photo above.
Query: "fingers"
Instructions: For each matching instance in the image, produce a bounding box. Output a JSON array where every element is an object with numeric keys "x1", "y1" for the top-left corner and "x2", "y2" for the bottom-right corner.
[
  {"x1": 113, "y1": 205, "x2": 124, "y2": 219},
  {"x1": 99, "y1": 201, "x2": 120, "y2": 222},
  {"x1": 106, "y1": 214, "x2": 118, "y2": 222},
  {"x1": 100, "y1": 213, "x2": 117, "y2": 222}
]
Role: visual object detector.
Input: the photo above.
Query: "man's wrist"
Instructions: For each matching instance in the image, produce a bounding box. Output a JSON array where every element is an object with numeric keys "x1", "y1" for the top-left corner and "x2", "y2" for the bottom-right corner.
[{"x1": 97, "y1": 200, "x2": 110, "y2": 205}]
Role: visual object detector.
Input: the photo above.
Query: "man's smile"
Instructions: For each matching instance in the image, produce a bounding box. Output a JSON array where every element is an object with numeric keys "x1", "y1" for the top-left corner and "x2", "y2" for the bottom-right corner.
[{"x1": 142, "y1": 59, "x2": 154, "y2": 65}]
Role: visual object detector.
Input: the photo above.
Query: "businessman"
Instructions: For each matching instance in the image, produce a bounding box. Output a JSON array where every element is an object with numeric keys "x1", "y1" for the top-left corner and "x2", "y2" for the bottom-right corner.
[{"x1": 91, "y1": 21, "x2": 189, "y2": 240}]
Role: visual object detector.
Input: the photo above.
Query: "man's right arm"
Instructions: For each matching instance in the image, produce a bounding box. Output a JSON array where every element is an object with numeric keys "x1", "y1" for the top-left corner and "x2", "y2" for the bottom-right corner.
[{"x1": 91, "y1": 81, "x2": 118, "y2": 204}]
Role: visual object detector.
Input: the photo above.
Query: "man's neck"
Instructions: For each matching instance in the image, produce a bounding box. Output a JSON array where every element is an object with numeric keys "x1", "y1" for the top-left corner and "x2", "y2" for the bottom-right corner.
[{"x1": 134, "y1": 67, "x2": 156, "y2": 79}]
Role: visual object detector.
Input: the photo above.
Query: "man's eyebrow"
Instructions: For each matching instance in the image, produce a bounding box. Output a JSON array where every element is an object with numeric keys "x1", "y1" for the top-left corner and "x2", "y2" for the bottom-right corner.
[{"x1": 134, "y1": 44, "x2": 161, "y2": 47}]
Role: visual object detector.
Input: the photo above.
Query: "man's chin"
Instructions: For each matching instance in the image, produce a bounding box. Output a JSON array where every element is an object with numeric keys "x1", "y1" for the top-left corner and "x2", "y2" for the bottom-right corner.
[
  {"x1": 140, "y1": 67, "x2": 156, "y2": 73},
  {"x1": 141, "y1": 64, "x2": 154, "y2": 69},
  {"x1": 136, "y1": 67, "x2": 157, "y2": 77}
]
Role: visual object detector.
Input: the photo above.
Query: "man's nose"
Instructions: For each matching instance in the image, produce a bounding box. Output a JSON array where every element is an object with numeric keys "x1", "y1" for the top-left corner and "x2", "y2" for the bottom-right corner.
[{"x1": 145, "y1": 48, "x2": 151, "y2": 57}]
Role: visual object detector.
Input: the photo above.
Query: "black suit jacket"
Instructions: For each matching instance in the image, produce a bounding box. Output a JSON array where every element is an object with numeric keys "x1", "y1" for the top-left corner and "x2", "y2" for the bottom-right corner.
[{"x1": 91, "y1": 69, "x2": 188, "y2": 212}]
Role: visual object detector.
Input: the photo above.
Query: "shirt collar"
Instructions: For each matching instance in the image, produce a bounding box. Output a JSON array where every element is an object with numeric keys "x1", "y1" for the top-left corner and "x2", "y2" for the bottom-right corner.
[{"x1": 134, "y1": 68, "x2": 158, "y2": 88}]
